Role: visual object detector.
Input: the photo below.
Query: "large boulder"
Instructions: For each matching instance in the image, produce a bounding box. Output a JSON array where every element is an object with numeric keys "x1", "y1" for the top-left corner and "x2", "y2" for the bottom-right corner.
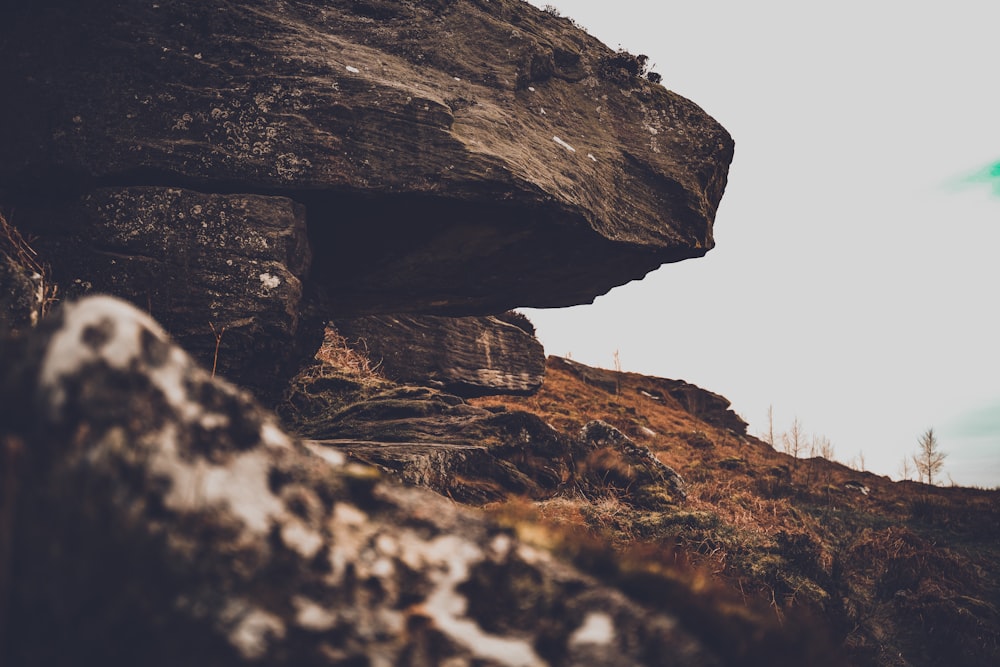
[
  {"x1": 332, "y1": 314, "x2": 545, "y2": 396},
  {"x1": 0, "y1": 0, "x2": 734, "y2": 317},
  {"x1": 0, "y1": 296, "x2": 827, "y2": 666}
]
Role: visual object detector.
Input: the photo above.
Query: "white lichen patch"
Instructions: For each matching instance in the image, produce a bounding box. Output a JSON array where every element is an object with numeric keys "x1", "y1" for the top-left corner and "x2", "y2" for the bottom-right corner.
[
  {"x1": 569, "y1": 612, "x2": 615, "y2": 647},
  {"x1": 153, "y1": 441, "x2": 285, "y2": 534},
  {"x1": 304, "y1": 442, "x2": 347, "y2": 467},
  {"x1": 199, "y1": 413, "x2": 230, "y2": 430},
  {"x1": 323, "y1": 506, "x2": 544, "y2": 667},
  {"x1": 281, "y1": 519, "x2": 325, "y2": 559},
  {"x1": 39, "y1": 296, "x2": 194, "y2": 420},
  {"x1": 326, "y1": 503, "x2": 377, "y2": 585},
  {"x1": 489, "y1": 533, "x2": 513, "y2": 560},
  {"x1": 370, "y1": 557, "x2": 395, "y2": 579},
  {"x1": 415, "y1": 535, "x2": 546, "y2": 667},
  {"x1": 552, "y1": 136, "x2": 576, "y2": 152},
  {"x1": 375, "y1": 533, "x2": 400, "y2": 558},
  {"x1": 259, "y1": 272, "x2": 282, "y2": 289},
  {"x1": 333, "y1": 502, "x2": 368, "y2": 528},
  {"x1": 292, "y1": 595, "x2": 339, "y2": 632},
  {"x1": 261, "y1": 421, "x2": 293, "y2": 450},
  {"x1": 223, "y1": 603, "x2": 287, "y2": 659}
]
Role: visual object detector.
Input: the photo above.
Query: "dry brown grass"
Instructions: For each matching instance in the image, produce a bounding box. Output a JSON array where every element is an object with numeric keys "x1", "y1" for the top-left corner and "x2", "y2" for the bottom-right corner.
[
  {"x1": 0, "y1": 210, "x2": 58, "y2": 322},
  {"x1": 472, "y1": 356, "x2": 1000, "y2": 665},
  {"x1": 314, "y1": 325, "x2": 383, "y2": 379}
]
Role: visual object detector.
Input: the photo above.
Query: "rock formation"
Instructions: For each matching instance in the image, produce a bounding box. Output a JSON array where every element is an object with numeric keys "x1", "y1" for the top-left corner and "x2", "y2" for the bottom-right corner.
[
  {"x1": 0, "y1": 0, "x2": 733, "y2": 387},
  {"x1": 14, "y1": 188, "x2": 313, "y2": 397},
  {"x1": 0, "y1": 1, "x2": 807, "y2": 664},
  {"x1": 279, "y1": 352, "x2": 685, "y2": 507},
  {"x1": 332, "y1": 314, "x2": 545, "y2": 396},
  {"x1": 0, "y1": 296, "x2": 820, "y2": 666},
  {"x1": 551, "y1": 356, "x2": 749, "y2": 435}
]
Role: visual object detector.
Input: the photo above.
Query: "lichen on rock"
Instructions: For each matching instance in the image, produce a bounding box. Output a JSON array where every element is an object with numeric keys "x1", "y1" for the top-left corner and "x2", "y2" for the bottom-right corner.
[{"x1": 1, "y1": 296, "x2": 816, "y2": 665}]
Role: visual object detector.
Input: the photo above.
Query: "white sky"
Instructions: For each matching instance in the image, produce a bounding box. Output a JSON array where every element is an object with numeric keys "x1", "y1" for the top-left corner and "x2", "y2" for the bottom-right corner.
[{"x1": 522, "y1": 0, "x2": 1000, "y2": 487}]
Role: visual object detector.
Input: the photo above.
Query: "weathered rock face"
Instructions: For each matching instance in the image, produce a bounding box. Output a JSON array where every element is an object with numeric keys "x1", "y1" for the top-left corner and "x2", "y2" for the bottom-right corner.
[
  {"x1": 15, "y1": 187, "x2": 314, "y2": 398},
  {"x1": 0, "y1": 297, "x2": 820, "y2": 666},
  {"x1": 0, "y1": 0, "x2": 733, "y2": 317},
  {"x1": 281, "y1": 367, "x2": 575, "y2": 504},
  {"x1": 332, "y1": 314, "x2": 545, "y2": 396},
  {"x1": 279, "y1": 359, "x2": 684, "y2": 508}
]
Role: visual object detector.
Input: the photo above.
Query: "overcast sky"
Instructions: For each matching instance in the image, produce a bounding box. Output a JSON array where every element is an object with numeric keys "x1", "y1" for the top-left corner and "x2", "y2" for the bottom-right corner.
[{"x1": 522, "y1": 0, "x2": 999, "y2": 487}]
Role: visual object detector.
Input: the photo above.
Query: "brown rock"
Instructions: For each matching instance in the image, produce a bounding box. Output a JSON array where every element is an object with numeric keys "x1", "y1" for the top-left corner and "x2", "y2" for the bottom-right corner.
[
  {"x1": 15, "y1": 187, "x2": 313, "y2": 397},
  {"x1": 0, "y1": 0, "x2": 733, "y2": 316},
  {"x1": 551, "y1": 356, "x2": 749, "y2": 434},
  {"x1": 332, "y1": 314, "x2": 545, "y2": 397}
]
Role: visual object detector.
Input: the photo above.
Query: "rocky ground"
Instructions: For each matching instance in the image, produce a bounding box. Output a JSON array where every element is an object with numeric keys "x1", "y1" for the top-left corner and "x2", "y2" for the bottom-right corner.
[
  {"x1": 471, "y1": 357, "x2": 1000, "y2": 666},
  {"x1": 273, "y1": 320, "x2": 1000, "y2": 666}
]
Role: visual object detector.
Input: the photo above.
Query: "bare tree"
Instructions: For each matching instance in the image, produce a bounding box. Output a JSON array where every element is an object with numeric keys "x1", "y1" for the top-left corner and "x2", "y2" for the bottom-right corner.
[
  {"x1": 810, "y1": 434, "x2": 835, "y2": 460},
  {"x1": 782, "y1": 417, "x2": 806, "y2": 466},
  {"x1": 898, "y1": 456, "x2": 913, "y2": 481},
  {"x1": 913, "y1": 427, "x2": 947, "y2": 485},
  {"x1": 612, "y1": 349, "x2": 622, "y2": 395},
  {"x1": 762, "y1": 405, "x2": 776, "y2": 447}
]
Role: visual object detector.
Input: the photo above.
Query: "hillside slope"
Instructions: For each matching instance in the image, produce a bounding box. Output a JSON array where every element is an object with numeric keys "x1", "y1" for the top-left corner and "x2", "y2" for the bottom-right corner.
[{"x1": 472, "y1": 356, "x2": 1000, "y2": 667}]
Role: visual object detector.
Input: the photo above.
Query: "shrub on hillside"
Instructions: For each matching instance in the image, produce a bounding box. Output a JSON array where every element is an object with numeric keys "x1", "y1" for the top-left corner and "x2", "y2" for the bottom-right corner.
[{"x1": 495, "y1": 310, "x2": 535, "y2": 336}]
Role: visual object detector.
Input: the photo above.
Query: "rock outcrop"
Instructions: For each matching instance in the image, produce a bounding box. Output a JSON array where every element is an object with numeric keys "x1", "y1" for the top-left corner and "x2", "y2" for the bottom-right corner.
[
  {"x1": 0, "y1": 0, "x2": 733, "y2": 320},
  {"x1": 0, "y1": 296, "x2": 821, "y2": 666},
  {"x1": 15, "y1": 187, "x2": 313, "y2": 397},
  {"x1": 332, "y1": 314, "x2": 545, "y2": 396},
  {"x1": 280, "y1": 359, "x2": 684, "y2": 508},
  {"x1": 551, "y1": 356, "x2": 749, "y2": 435}
]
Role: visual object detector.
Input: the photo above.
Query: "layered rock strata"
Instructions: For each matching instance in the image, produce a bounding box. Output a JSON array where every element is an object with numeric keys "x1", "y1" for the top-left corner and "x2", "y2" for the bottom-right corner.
[{"x1": 332, "y1": 314, "x2": 546, "y2": 396}]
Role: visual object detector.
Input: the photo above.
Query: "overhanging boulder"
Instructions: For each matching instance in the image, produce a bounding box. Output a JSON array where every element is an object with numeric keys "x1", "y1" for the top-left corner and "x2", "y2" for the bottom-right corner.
[{"x1": 0, "y1": 0, "x2": 734, "y2": 316}]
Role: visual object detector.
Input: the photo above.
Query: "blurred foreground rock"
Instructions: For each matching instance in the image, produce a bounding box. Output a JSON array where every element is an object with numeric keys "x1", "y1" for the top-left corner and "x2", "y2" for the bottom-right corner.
[{"x1": 0, "y1": 296, "x2": 828, "y2": 666}]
